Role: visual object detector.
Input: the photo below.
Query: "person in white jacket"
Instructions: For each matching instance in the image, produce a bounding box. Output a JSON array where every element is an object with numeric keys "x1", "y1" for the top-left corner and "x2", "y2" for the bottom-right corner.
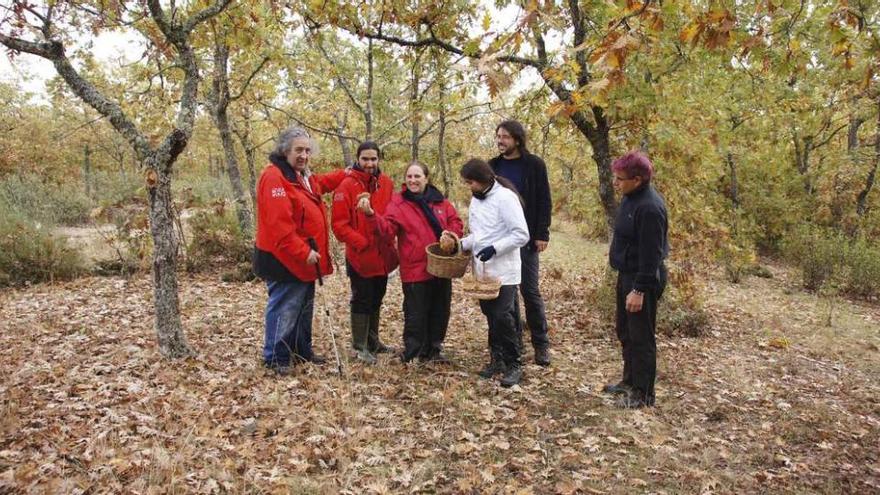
[{"x1": 459, "y1": 158, "x2": 530, "y2": 387}]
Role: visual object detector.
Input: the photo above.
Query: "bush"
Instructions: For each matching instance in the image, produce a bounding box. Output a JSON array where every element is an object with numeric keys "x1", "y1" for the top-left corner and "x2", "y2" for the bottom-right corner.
[
  {"x1": 781, "y1": 225, "x2": 880, "y2": 299},
  {"x1": 781, "y1": 225, "x2": 846, "y2": 291},
  {"x1": 658, "y1": 262, "x2": 710, "y2": 337},
  {"x1": 91, "y1": 169, "x2": 143, "y2": 208},
  {"x1": 0, "y1": 173, "x2": 91, "y2": 225},
  {"x1": 589, "y1": 262, "x2": 710, "y2": 339},
  {"x1": 841, "y1": 237, "x2": 880, "y2": 299},
  {"x1": 0, "y1": 204, "x2": 84, "y2": 286},
  {"x1": 185, "y1": 202, "x2": 251, "y2": 274}
]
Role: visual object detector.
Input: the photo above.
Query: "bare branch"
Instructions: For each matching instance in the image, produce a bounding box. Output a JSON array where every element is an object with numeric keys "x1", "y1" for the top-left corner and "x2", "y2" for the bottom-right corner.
[
  {"x1": 259, "y1": 101, "x2": 362, "y2": 143},
  {"x1": 229, "y1": 55, "x2": 270, "y2": 101}
]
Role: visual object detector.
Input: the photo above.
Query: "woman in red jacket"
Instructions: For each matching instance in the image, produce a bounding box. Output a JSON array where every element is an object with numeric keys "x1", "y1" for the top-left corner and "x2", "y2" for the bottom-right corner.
[
  {"x1": 331, "y1": 142, "x2": 399, "y2": 364},
  {"x1": 361, "y1": 162, "x2": 463, "y2": 363},
  {"x1": 253, "y1": 127, "x2": 347, "y2": 375}
]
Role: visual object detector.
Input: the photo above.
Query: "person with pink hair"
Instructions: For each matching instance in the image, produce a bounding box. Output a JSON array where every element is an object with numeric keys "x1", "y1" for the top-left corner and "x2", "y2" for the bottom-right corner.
[{"x1": 604, "y1": 151, "x2": 669, "y2": 408}]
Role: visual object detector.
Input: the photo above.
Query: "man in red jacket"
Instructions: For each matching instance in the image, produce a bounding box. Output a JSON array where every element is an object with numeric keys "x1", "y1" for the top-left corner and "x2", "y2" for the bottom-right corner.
[
  {"x1": 331, "y1": 142, "x2": 399, "y2": 364},
  {"x1": 253, "y1": 127, "x2": 347, "y2": 375}
]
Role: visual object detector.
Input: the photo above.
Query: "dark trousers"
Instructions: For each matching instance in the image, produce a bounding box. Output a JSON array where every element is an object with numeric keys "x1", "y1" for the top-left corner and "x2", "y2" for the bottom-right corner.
[
  {"x1": 347, "y1": 261, "x2": 388, "y2": 314},
  {"x1": 520, "y1": 246, "x2": 549, "y2": 349},
  {"x1": 401, "y1": 278, "x2": 452, "y2": 361},
  {"x1": 479, "y1": 285, "x2": 522, "y2": 367},
  {"x1": 615, "y1": 268, "x2": 666, "y2": 403}
]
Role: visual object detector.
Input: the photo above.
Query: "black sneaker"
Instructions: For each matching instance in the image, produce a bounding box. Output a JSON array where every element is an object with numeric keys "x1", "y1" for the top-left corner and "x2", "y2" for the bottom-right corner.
[
  {"x1": 602, "y1": 382, "x2": 631, "y2": 395},
  {"x1": 500, "y1": 365, "x2": 522, "y2": 388},
  {"x1": 534, "y1": 347, "x2": 551, "y2": 366},
  {"x1": 478, "y1": 359, "x2": 506, "y2": 379}
]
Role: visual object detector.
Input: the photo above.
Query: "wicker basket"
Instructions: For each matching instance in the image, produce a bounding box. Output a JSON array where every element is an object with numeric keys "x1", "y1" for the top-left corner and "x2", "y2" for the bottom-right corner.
[
  {"x1": 425, "y1": 232, "x2": 470, "y2": 279},
  {"x1": 460, "y1": 259, "x2": 502, "y2": 300}
]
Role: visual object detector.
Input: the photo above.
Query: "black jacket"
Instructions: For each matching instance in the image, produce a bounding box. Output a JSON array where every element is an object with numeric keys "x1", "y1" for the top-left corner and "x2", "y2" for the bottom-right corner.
[
  {"x1": 609, "y1": 184, "x2": 669, "y2": 292},
  {"x1": 489, "y1": 152, "x2": 552, "y2": 245}
]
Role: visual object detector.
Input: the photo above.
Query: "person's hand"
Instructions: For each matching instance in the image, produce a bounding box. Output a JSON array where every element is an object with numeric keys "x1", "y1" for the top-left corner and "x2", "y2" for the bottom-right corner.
[
  {"x1": 626, "y1": 290, "x2": 644, "y2": 312},
  {"x1": 439, "y1": 231, "x2": 456, "y2": 254},
  {"x1": 476, "y1": 245, "x2": 496, "y2": 262},
  {"x1": 534, "y1": 240, "x2": 548, "y2": 253},
  {"x1": 306, "y1": 250, "x2": 320, "y2": 265}
]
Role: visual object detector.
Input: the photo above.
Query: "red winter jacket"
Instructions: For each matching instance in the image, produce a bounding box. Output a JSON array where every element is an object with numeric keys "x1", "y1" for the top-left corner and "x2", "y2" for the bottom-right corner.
[
  {"x1": 370, "y1": 184, "x2": 463, "y2": 283},
  {"x1": 253, "y1": 153, "x2": 347, "y2": 283},
  {"x1": 331, "y1": 167, "x2": 398, "y2": 277}
]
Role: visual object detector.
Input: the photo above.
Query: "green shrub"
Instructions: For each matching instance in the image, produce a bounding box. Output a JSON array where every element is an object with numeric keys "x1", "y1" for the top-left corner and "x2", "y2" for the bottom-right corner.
[
  {"x1": 841, "y1": 237, "x2": 880, "y2": 299},
  {"x1": 0, "y1": 173, "x2": 91, "y2": 225},
  {"x1": 781, "y1": 225, "x2": 847, "y2": 291},
  {"x1": 658, "y1": 262, "x2": 710, "y2": 337},
  {"x1": 91, "y1": 169, "x2": 143, "y2": 208},
  {"x1": 589, "y1": 262, "x2": 709, "y2": 338},
  {"x1": 782, "y1": 225, "x2": 880, "y2": 299},
  {"x1": 185, "y1": 203, "x2": 251, "y2": 273},
  {"x1": 0, "y1": 205, "x2": 84, "y2": 286}
]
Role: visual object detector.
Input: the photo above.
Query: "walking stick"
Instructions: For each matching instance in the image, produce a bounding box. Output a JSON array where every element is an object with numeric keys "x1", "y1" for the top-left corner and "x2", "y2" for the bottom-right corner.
[{"x1": 307, "y1": 237, "x2": 343, "y2": 375}]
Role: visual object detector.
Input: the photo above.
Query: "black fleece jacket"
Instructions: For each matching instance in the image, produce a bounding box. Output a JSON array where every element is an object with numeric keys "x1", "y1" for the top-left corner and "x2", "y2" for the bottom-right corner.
[
  {"x1": 489, "y1": 152, "x2": 552, "y2": 245},
  {"x1": 609, "y1": 184, "x2": 669, "y2": 292}
]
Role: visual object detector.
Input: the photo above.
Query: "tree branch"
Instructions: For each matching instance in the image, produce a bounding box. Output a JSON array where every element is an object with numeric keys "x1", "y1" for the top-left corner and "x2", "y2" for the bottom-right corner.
[
  {"x1": 258, "y1": 101, "x2": 362, "y2": 143},
  {"x1": 229, "y1": 55, "x2": 270, "y2": 101}
]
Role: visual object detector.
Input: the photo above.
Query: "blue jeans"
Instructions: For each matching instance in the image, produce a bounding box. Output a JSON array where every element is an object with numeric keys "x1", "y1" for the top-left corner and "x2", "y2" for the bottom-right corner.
[{"x1": 263, "y1": 280, "x2": 315, "y2": 366}]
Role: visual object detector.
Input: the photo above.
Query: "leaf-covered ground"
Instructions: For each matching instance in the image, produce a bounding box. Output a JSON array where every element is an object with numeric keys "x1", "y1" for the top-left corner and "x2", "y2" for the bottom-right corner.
[{"x1": 2, "y1": 225, "x2": 879, "y2": 494}]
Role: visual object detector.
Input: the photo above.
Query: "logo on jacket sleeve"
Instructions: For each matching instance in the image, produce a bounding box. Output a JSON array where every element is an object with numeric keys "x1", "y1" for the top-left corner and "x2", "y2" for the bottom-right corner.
[{"x1": 271, "y1": 187, "x2": 286, "y2": 198}]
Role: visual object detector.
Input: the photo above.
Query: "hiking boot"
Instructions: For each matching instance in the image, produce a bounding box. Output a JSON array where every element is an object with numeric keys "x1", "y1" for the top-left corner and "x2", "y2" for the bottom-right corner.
[
  {"x1": 372, "y1": 342, "x2": 393, "y2": 354},
  {"x1": 423, "y1": 352, "x2": 451, "y2": 365},
  {"x1": 265, "y1": 362, "x2": 295, "y2": 376},
  {"x1": 534, "y1": 347, "x2": 551, "y2": 367},
  {"x1": 308, "y1": 354, "x2": 327, "y2": 365},
  {"x1": 500, "y1": 365, "x2": 523, "y2": 388},
  {"x1": 615, "y1": 391, "x2": 654, "y2": 409},
  {"x1": 478, "y1": 358, "x2": 506, "y2": 379},
  {"x1": 356, "y1": 348, "x2": 377, "y2": 365},
  {"x1": 602, "y1": 381, "x2": 631, "y2": 395}
]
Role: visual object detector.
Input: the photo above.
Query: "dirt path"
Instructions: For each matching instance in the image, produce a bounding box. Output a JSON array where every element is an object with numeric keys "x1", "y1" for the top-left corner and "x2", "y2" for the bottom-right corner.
[{"x1": 1, "y1": 224, "x2": 878, "y2": 493}]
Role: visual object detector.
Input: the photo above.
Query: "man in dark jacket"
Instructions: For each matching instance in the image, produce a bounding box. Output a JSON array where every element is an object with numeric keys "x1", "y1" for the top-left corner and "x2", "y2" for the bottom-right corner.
[
  {"x1": 489, "y1": 120, "x2": 552, "y2": 366},
  {"x1": 605, "y1": 151, "x2": 669, "y2": 408}
]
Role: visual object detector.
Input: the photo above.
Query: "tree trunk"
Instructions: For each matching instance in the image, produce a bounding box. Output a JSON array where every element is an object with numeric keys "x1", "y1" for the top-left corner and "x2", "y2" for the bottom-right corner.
[
  {"x1": 233, "y1": 114, "x2": 258, "y2": 208},
  {"x1": 856, "y1": 98, "x2": 880, "y2": 218},
  {"x1": 364, "y1": 38, "x2": 374, "y2": 140},
  {"x1": 570, "y1": 107, "x2": 615, "y2": 231},
  {"x1": 410, "y1": 53, "x2": 421, "y2": 162},
  {"x1": 336, "y1": 111, "x2": 353, "y2": 165},
  {"x1": 211, "y1": 39, "x2": 254, "y2": 237},
  {"x1": 82, "y1": 144, "x2": 92, "y2": 198},
  {"x1": 147, "y1": 158, "x2": 192, "y2": 358},
  {"x1": 793, "y1": 132, "x2": 814, "y2": 194},
  {"x1": 438, "y1": 107, "x2": 449, "y2": 196},
  {"x1": 848, "y1": 115, "x2": 864, "y2": 151},
  {"x1": 727, "y1": 151, "x2": 739, "y2": 209}
]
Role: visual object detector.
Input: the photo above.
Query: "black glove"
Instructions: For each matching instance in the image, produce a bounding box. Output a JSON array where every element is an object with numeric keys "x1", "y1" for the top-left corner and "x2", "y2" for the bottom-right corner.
[{"x1": 476, "y1": 245, "x2": 496, "y2": 262}]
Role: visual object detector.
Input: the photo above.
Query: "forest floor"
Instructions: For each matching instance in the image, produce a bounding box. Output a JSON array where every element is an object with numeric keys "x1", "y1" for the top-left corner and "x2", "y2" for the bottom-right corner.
[{"x1": 1, "y1": 221, "x2": 879, "y2": 494}]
